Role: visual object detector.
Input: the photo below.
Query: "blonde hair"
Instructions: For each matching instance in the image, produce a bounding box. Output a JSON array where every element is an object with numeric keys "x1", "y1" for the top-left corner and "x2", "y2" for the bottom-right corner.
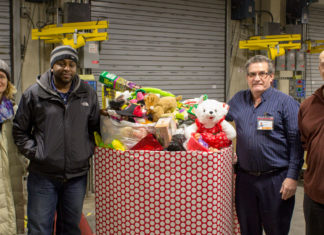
[{"x1": 3, "y1": 80, "x2": 17, "y2": 101}]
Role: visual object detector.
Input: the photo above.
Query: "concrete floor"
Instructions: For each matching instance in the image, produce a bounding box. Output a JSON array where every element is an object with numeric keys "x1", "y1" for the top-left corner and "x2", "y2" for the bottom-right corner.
[
  {"x1": 289, "y1": 183, "x2": 306, "y2": 235},
  {"x1": 82, "y1": 193, "x2": 96, "y2": 233},
  {"x1": 82, "y1": 182, "x2": 306, "y2": 234}
]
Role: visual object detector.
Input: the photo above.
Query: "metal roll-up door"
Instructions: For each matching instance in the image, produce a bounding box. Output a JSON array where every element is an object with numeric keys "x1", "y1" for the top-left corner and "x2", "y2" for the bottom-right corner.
[
  {"x1": 91, "y1": 0, "x2": 226, "y2": 103},
  {"x1": 306, "y1": 5, "x2": 324, "y2": 97},
  {"x1": 0, "y1": 0, "x2": 11, "y2": 70}
]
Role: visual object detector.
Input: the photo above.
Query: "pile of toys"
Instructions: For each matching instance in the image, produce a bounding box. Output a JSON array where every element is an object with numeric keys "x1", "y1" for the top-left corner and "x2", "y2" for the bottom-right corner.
[{"x1": 97, "y1": 71, "x2": 236, "y2": 151}]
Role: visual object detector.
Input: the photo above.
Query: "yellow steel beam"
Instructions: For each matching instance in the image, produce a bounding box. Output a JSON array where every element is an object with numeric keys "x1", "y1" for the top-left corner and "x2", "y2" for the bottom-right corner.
[
  {"x1": 240, "y1": 34, "x2": 324, "y2": 56},
  {"x1": 240, "y1": 43, "x2": 301, "y2": 51},
  {"x1": 239, "y1": 34, "x2": 301, "y2": 50},
  {"x1": 31, "y1": 20, "x2": 109, "y2": 49},
  {"x1": 32, "y1": 21, "x2": 108, "y2": 38},
  {"x1": 305, "y1": 40, "x2": 324, "y2": 53},
  {"x1": 240, "y1": 42, "x2": 301, "y2": 50},
  {"x1": 249, "y1": 34, "x2": 301, "y2": 40},
  {"x1": 239, "y1": 34, "x2": 302, "y2": 60},
  {"x1": 36, "y1": 32, "x2": 108, "y2": 42}
]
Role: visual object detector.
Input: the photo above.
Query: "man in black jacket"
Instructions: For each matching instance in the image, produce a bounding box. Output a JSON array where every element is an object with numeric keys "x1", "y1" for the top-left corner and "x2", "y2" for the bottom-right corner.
[{"x1": 13, "y1": 45, "x2": 100, "y2": 235}]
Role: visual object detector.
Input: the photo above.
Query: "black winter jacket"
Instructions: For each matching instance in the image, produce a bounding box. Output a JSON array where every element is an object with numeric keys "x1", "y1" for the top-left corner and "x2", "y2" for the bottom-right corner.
[{"x1": 13, "y1": 70, "x2": 100, "y2": 180}]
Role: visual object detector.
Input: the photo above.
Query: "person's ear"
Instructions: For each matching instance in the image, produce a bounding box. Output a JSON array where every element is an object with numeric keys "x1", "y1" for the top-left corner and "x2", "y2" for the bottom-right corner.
[{"x1": 269, "y1": 73, "x2": 274, "y2": 82}]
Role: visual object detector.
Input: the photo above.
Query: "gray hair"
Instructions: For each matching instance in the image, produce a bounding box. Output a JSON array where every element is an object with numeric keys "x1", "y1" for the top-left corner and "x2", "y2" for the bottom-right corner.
[{"x1": 245, "y1": 55, "x2": 275, "y2": 75}]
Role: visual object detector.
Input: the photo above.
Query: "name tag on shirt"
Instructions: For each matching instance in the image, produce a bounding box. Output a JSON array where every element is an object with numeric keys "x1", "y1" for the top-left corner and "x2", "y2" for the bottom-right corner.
[{"x1": 257, "y1": 116, "x2": 274, "y2": 130}]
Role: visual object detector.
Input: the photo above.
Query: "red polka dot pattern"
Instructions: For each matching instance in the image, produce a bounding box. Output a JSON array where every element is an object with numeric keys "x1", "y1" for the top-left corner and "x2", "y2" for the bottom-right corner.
[
  {"x1": 233, "y1": 174, "x2": 241, "y2": 234},
  {"x1": 95, "y1": 147, "x2": 234, "y2": 234}
]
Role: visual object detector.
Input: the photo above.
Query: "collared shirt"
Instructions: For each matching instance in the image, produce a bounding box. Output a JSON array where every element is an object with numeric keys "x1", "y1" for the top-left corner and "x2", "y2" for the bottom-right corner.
[
  {"x1": 51, "y1": 75, "x2": 74, "y2": 105},
  {"x1": 226, "y1": 87, "x2": 304, "y2": 180}
]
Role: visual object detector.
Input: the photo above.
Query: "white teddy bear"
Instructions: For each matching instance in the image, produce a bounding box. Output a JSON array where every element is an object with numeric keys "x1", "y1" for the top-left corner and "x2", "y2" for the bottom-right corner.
[{"x1": 185, "y1": 96, "x2": 236, "y2": 151}]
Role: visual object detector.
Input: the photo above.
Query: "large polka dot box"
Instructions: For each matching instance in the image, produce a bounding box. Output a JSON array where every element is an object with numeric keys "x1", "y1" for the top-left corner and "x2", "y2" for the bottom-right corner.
[{"x1": 95, "y1": 147, "x2": 234, "y2": 234}]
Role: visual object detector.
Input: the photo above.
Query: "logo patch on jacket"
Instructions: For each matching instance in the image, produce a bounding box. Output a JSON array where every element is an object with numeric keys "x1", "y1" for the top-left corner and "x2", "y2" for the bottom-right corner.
[{"x1": 81, "y1": 101, "x2": 89, "y2": 107}]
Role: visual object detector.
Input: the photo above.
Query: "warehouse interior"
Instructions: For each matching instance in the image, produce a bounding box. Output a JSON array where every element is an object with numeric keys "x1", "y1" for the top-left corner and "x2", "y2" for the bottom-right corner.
[{"x1": 1, "y1": 0, "x2": 323, "y2": 234}]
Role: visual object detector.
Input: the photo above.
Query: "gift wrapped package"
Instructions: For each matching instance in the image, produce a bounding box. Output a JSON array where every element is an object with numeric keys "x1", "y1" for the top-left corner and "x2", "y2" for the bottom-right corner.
[{"x1": 95, "y1": 147, "x2": 234, "y2": 234}]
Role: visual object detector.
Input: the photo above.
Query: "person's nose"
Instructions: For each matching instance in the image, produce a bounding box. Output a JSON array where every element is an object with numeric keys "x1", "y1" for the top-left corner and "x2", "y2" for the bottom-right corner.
[
  {"x1": 63, "y1": 65, "x2": 71, "y2": 71},
  {"x1": 254, "y1": 74, "x2": 261, "y2": 81}
]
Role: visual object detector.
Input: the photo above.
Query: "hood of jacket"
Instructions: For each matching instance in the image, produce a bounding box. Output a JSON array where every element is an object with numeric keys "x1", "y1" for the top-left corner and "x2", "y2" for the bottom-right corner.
[{"x1": 36, "y1": 69, "x2": 84, "y2": 100}]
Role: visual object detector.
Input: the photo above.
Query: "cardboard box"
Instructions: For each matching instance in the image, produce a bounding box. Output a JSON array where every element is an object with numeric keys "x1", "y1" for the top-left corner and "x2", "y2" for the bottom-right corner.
[{"x1": 155, "y1": 117, "x2": 177, "y2": 148}]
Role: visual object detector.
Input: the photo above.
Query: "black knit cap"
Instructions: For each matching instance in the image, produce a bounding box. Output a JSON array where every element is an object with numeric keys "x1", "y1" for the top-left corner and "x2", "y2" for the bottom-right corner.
[{"x1": 50, "y1": 45, "x2": 79, "y2": 68}]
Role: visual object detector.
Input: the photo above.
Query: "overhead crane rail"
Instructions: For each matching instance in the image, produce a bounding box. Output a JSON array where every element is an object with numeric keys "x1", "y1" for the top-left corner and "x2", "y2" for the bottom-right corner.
[{"x1": 32, "y1": 20, "x2": 109, "y2": 49}]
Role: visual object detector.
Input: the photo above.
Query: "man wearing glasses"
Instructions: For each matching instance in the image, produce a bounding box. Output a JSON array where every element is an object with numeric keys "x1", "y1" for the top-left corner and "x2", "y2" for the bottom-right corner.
[{"x1": 226, "y1": 55, "x2": 304, "y2": 235}]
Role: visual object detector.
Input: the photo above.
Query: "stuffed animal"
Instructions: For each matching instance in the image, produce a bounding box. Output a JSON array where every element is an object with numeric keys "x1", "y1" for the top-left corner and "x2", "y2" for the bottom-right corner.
[
  {"x1": 184, "y1": 96, "x2": 236, "y2": 151},
  {"x1": 144, "y1": 93, "x2": 160, "y2": 120},
  {"x1": 145, "y1": 94, "x2": 182, "y2": 122},
  {"x1": 151, "y1": 96, "x2": 178, "y2": 122}
]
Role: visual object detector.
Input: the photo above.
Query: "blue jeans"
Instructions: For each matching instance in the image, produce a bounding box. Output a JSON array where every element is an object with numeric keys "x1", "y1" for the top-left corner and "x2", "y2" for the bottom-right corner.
[{"x1": 27, "y1": 172, "x2": 87, "y2": 235}]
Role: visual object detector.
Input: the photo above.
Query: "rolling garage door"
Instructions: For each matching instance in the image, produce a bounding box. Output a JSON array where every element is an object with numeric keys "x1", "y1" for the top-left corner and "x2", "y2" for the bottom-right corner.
[
  {"x1": 305, "y1": 4, "x2": 324, "y2": 97},
  {"x1": 0, "y1": 0, "x2": 11, "y2": 70},
  {"x1": 91, "y1": 0, "x2": 226, "y2": 103}
]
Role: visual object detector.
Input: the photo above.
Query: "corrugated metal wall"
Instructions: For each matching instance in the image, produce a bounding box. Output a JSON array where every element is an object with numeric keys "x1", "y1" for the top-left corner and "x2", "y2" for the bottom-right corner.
[
  {"x1": 305, "y1": 5, "x2": 324, "y2": 97},
  {"x1": 0, "y1": 0, "x2": 11, "y2": 69},
  {"x1": 91, "y1": 0, "x2": 226, "y2": 104}
]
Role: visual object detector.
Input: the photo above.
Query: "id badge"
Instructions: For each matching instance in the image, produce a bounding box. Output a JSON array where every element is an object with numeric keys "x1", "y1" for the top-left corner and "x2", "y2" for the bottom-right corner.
[{"x1": 257, "y1": 116, "x2": 274, "y2": 130}]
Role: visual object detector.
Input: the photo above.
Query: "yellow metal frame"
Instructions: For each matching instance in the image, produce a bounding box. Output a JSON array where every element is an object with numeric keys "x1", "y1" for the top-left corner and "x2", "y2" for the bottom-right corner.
[
  {"x1": 32, "y1": 20, "x2": 109, "y2": 49},
  {"x1": 305, "y1": 40, "x2": 324, "y2": 53},
  {"x1": 239, "y1": 34, "x2": 302, "y2": 60}
]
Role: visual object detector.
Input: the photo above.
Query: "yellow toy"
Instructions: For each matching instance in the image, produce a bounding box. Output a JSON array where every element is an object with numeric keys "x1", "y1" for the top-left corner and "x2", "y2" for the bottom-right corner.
[{"x1": 111, "y1": 139, "x2": 126, "y2": 151}]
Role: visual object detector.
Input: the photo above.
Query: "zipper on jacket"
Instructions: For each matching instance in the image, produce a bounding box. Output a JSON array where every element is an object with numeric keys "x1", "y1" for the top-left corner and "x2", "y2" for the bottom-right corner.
[{"x1": 63, "y1": 104, "x2": 67, "y2": 180}]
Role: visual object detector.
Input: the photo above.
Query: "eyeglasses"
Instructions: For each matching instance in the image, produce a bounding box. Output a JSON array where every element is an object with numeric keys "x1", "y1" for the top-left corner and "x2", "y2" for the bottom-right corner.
[{"x1": 247, "y1": 71, "x2": 270, "y2": 79}]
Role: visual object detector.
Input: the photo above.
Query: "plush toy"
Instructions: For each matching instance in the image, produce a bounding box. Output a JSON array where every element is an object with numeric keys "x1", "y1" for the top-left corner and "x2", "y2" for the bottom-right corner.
[
  {"x1": 144, "y1": 93, "x2": 160, "y2": 118},
  {"x1": 129, "y1": 91, "x2": 145, "y2": 105},
  {"x1": 145, "y1": 95, "x2": 182, "y2": 122},
  {"x1": 110, "y1": 139, "x2": 126, "y2": 151},
  {"x1": 151, "y1": 96, "x2": 177, "y2": 122},
  {"x1": 184, "y1": 96, "x2": 236, "y2": 151}
]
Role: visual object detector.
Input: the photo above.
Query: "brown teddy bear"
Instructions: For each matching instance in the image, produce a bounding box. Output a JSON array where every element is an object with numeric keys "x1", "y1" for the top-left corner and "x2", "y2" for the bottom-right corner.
[
  {"x1": 144, "y1": 94, "x2": 182, "y2": 122},
  {"x1": 144, "y1": 93, "x2": 160, "y2": 119}
]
